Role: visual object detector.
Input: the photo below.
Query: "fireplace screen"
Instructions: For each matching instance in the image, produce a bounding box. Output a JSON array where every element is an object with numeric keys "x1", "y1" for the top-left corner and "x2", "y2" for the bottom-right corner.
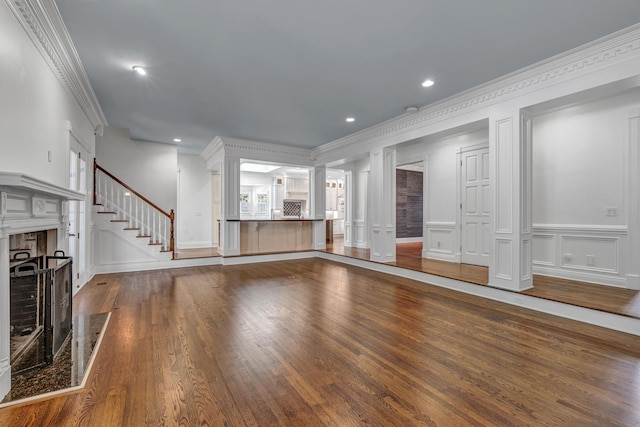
[{"x1": 9, "y1": 253, "x2": 73, "y2": 369}]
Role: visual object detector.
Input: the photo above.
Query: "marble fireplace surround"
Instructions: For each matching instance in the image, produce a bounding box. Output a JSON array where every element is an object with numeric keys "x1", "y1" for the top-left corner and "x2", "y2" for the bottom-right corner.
[{"x1": 0, "y1": 173, "x2": 83, "y2": 402}]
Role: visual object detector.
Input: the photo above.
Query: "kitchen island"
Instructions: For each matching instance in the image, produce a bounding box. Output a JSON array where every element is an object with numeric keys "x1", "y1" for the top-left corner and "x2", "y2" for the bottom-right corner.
[{"x1": 238, "y1": 219, "x2": 319, "y2": 255}]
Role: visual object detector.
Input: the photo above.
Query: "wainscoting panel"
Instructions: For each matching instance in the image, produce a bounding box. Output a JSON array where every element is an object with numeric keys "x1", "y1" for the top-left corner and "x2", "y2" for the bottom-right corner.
[
  {"x1": 354, "y1": 220, "x2": 368, "y2": 249},
  {"x1": 424, "y1": 222, "x2": 457, "y2": 261},
  {"x1": 533, "y1": 225, "x2": 628, "y2": 287}
]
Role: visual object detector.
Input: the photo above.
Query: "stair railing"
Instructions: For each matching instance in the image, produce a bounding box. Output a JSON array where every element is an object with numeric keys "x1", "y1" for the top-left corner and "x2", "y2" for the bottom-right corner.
[{"x1": 93, "y1": 159, "x2": 175, "y2": 258}]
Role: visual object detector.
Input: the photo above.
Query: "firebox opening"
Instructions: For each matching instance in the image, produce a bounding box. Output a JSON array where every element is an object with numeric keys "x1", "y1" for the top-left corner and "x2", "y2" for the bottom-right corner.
[{"x1": 8, "y1": 229, "x2": 72, "y2": 372}]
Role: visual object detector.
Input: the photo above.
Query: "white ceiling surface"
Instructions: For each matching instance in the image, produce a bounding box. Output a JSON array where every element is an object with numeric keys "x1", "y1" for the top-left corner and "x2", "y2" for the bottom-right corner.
[{"x1": 55, "y1": 1, "x2": 640, "y2": 154}]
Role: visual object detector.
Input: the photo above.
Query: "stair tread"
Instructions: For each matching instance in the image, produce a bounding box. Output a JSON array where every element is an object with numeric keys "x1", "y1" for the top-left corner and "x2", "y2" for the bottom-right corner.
[
  {"x1": 148, "y1": 242, "x2": 163, "y2": 245},
  {"x1": 111, "y1": 220, "x2": 129, "y2": 223},
  {"x1": 97, "y1": 211, "x2": 116, "y2": 214},
  {"x1": 136, "y1": 235, "x2": 151, "y2": 238},
  {"x1": 123, "y1": 227, "x2": 140, "y2": 230}
]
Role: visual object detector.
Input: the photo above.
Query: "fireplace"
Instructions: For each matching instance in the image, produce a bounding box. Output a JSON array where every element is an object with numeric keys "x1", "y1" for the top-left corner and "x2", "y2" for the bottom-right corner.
[
  {"x1": 9, "y1": 232, "x2": 73, "y2": 371},
  {"x1": 0, "y1": 173, "x2": 84, "y2": 401}
]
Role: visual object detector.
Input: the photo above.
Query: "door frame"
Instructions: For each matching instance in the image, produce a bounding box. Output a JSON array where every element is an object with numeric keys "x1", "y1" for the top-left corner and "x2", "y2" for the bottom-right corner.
[{"x1": 67, "y1": 127, "x2": 91, "y2": 293}]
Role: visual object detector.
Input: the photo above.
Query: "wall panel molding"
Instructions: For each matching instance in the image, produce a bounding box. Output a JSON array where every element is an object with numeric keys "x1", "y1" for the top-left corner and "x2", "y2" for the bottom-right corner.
[{"x1": 532, "y1": 224, "x2": 628, "y2": 287}]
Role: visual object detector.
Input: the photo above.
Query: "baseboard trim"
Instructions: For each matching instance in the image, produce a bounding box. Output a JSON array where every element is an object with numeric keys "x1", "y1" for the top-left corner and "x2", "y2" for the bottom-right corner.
[{"x1": 533, "y1": 266, "x2": 627, "y2": 288}]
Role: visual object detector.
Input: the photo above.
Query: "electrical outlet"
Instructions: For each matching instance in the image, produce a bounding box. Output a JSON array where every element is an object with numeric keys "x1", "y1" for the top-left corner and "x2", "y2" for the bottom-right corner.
[
  {"x1": 586, "y1": 255, "x2": 595, "y2": 266},
  {"x1": 606, "y1": 207, "x2": 618, "y2": 217},
  {"x1": 437, "y1": 241, "x2": 441, "y2": 248}
]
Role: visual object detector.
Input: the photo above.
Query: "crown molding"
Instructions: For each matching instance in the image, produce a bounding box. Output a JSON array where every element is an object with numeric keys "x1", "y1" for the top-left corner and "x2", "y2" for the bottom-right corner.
[
  {"x1": 202, "y1": 136, "x2": 314, "y2": 166},
  {"x1": 313, "y1": 23, "x2": 640, "y2": 160},
  {"x1": 4, "y1": 0, "x2": 107, "y2": 128},
  {"x1": 200, "y1": 136, "x2": 225, "y2": 165}
]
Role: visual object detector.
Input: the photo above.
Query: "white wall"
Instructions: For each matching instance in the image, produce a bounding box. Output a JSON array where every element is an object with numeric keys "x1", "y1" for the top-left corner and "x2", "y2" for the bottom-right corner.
[
  {"x1": 533, "y1": 92, "x2": 638, "y2": 226},
  {"x1": 531, "y1": 91, "x2": 640, "y2": 287},
  {"x1": 177, "y1": 154, "x2": 212, "y2": 249},
  {"x1": 96, "y1": 126, "x2": 177, "y2": 213},
  {"x1": 0, "y1": 4, "x2": 95, "y2": 186}
]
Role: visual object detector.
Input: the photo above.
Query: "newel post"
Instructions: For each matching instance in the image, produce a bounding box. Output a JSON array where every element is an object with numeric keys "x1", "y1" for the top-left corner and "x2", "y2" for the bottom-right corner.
[
  {"x1": 92, "y1": 158, "x2": 97, "y2": 206},
  {"x1": 169, "y1": 209, "x2": 175, "y2": 259}
]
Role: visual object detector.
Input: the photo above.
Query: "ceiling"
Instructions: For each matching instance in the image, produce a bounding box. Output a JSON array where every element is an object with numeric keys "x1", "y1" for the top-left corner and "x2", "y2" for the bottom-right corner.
[{"x1": 55, "y1": 1, "x2": 640, "y2": 154}]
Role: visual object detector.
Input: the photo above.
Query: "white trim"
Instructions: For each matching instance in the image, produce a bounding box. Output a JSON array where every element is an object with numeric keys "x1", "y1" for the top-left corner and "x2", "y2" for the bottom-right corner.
[
  {"x1": 4, "y1": 0, "x2": 107, "y2": 128},
  {"x1": 533, "y1": 267, "x2": 627, "y2": 289},
  {"x1": 176, "y1": 241, "x2": 214, "y2": 250},
  {"x1": 313, "y1": 24, "x2": 640, "y2": 163},
  {"x1": 221, "y1": 251, "x2": 317, "y2": 265},
  {"x1": 533, "y1": 224, "x2": 628, "y2": 234},
  {"x1": 0, "y1": 173, "x2": 84, "y2": 201},
  {"x1": 91, "y1": 256, "x2": 221, "y2": 275}
]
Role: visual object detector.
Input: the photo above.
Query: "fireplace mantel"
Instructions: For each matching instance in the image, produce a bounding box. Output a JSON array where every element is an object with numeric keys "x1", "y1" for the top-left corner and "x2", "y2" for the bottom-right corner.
[{"x1": 0, "y1": 172, "x2": 84, "y2": 401}]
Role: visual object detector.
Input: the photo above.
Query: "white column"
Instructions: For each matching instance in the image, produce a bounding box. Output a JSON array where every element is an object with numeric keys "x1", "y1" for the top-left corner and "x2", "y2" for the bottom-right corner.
[
  {"x1": 489, "y1": 111, "x2": 533, "y2": 291},
  {"x1": 627, "y1": 108, "x2": 640, "y2": 290},
  {"x1": 369, "y1": 147, "x2": 396, "y2": 263},
  {"x1": 310, "y1": 166, "x2": 326, "y2": 250},
  {"x1": 0, "y1": 228, "x2": 11, "y2": 401},
  {"x1": 220, "y1": 156, "x2": 241, "y2": 256},
  {"x1": 344, "y1": 171, "x2": 353, "y2": 247}
]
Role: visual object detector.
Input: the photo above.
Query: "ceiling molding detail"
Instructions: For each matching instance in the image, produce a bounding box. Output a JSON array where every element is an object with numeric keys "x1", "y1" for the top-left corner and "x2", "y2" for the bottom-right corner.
[
  {"x1": 205, "y1": 137, "x2": 314, "y2": 165},
  {"x1": 4, "y1": 0, "x2": 107, "y2": 128},
  {"x1": 313, "y1": 23, "x2": 640, "y2": 160}
]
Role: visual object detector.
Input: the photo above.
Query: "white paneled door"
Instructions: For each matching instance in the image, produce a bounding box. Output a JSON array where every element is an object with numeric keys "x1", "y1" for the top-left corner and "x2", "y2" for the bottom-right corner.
[{"x1": 461, "y1": 147, "x2": 490, "y2": 266}]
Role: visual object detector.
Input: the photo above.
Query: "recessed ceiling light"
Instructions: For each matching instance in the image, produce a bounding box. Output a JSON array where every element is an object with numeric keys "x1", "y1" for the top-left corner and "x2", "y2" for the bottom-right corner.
[
  {"x1": 173, "y1": 138, "x2": 182, "y2": 142},
  {"x1": 132, "y1": 65, "x2": 147, "y2": 76},
  {"x1": 346, "y1": 117, "x2": 355, "y2": 122},
  {"x1": 421, "y1": 79, "x2": 434, "y2": 88}
]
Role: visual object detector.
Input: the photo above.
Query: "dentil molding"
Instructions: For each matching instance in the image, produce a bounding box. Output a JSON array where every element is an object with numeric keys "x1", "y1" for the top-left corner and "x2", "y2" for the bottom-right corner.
[
  {"x1": 4, "y1": 0, "x2": 107, "y2": 129},
  {"x1": 313, "y1": 23, "x2": 640, "y2": 160}
]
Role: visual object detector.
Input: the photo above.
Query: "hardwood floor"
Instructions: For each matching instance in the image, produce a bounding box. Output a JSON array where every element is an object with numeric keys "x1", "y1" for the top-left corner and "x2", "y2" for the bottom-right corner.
[
  {"x1": 174, "y1": 247, "x2": 220, "y2": 259},
  {"x1": 1, "y1": 259, "x2": 639, "y2": 426},
  {"x1": 326, "y1": 238, "x2": 640, "y2": 319}
]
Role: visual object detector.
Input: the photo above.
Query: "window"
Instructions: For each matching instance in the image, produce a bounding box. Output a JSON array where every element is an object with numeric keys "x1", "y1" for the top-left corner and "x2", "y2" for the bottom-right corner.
[
  {"x1": 255, "y1": 193, "x2": 268, "y2": 214},
  {"x1": 240, "y1": 193, "x2": 250, "y2": 214}
]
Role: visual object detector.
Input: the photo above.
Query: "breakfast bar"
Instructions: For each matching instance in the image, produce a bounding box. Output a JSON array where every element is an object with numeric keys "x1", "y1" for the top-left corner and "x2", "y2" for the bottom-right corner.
[{"x1": 238, "y1": 219, "x2": 319, "y2": 255}]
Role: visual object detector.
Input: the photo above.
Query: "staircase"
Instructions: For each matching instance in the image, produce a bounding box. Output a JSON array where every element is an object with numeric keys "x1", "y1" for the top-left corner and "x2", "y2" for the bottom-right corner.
[{"x1": 93, "y1": 160, "x2": 175, "y2": 261}]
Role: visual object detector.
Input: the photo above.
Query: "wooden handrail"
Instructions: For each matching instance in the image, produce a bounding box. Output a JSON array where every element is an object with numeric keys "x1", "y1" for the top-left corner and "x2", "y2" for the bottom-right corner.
[
  {"x1": 93, "y1": 159, "x2": 172, "y2": 218},
  {"x1": 93, "y1": 159, "x2": 175, "y2": 259}
]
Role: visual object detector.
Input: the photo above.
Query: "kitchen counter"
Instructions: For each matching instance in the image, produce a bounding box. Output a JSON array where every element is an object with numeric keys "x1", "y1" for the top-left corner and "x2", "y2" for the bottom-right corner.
[
  {"x1": 234, "y1": 218, "x2": 321, "y2": 222},
  {"x1": 239, "y1": 219, "x2": 314, "y2": 254}
]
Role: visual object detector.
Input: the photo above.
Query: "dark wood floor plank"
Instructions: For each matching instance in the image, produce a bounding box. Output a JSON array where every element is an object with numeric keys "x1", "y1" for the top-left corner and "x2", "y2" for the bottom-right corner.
[{"x1": 1, "y1": 259, "x2": 639, "y2": 426}]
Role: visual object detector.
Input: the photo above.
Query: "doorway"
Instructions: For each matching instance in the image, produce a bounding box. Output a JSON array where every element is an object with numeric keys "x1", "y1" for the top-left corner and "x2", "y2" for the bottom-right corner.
[{"x1": 460, "y1": 146, "x2": 490, "y2": 266}]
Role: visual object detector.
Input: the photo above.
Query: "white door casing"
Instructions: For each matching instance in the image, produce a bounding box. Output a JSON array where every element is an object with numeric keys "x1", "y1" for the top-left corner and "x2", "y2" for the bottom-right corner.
[{"x1": 461, "y1": 147, "x2": 490, "y2": 266}]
